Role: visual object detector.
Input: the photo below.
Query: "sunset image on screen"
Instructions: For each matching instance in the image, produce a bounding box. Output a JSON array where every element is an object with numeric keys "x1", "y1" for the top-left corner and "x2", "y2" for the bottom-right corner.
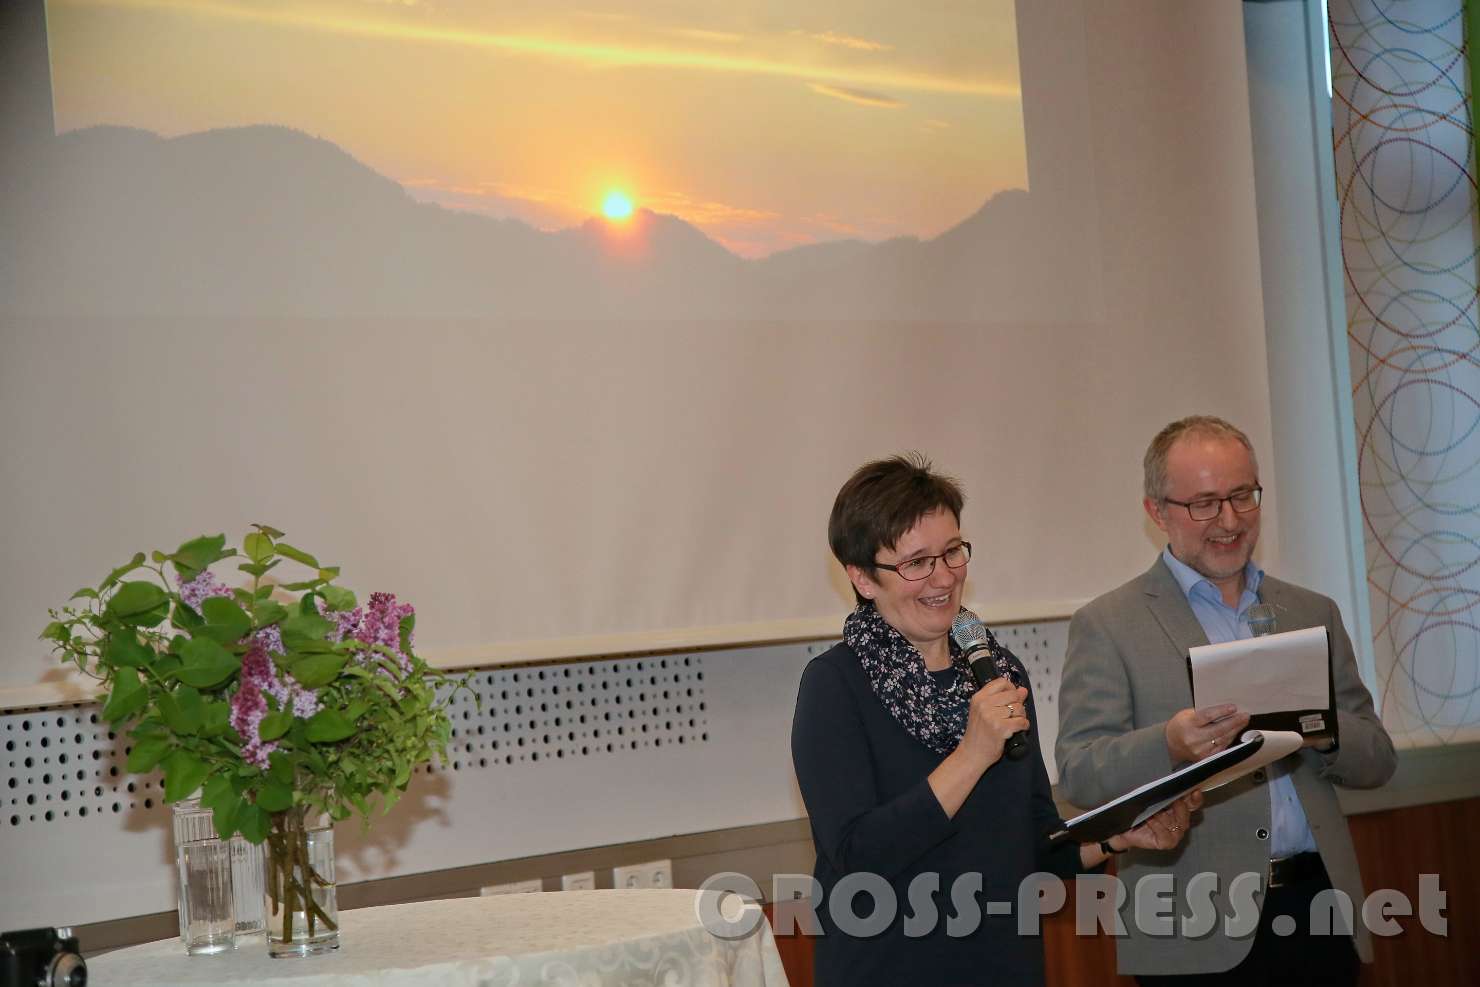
[
  {"x1": 44, "y1": 0, "x2": 1023, "y2": 254},
  {"x1": 10, "y1": 0, "x2": 1033, "y2": 323}
]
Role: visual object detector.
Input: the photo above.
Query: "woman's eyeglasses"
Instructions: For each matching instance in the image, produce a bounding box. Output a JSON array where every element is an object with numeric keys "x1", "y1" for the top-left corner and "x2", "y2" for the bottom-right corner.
[{"x1": 873, "y1": 542, "x2": 972, "y2": 581}]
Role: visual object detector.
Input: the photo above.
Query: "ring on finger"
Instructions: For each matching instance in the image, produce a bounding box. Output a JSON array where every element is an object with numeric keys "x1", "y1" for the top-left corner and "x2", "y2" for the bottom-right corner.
[{"x1": 1005, "y1": 703, "x2": 1016, "y2": 718}]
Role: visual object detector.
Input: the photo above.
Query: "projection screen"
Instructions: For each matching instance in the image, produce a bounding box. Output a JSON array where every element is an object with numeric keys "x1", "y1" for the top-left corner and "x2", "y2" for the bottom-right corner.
[{"x1": 0, "y1": 0, "x2": 1276, "y2": 701}]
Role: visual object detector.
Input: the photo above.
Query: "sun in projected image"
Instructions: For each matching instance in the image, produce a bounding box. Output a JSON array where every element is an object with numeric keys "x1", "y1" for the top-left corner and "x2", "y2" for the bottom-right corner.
[{"x1": 601, "y1": 190, "x2": 635, "y2": 222}]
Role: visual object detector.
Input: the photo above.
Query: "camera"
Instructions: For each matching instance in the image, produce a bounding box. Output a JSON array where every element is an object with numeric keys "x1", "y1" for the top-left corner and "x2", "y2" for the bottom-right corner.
[{"x1": 0, "y1": 928, "x2": 87, "y2": 987}]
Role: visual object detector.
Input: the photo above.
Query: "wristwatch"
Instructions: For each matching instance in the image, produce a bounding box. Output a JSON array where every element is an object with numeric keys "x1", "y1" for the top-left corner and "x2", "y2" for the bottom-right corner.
[{"x1": 1099, "y1": 839, "x2": 1125, "y2": 856}]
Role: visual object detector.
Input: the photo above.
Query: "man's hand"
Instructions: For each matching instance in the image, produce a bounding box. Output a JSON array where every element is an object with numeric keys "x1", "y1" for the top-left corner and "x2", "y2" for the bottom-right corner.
[{"x1": 1165, "y1": 705, "x2": 1249, "y2": 763}]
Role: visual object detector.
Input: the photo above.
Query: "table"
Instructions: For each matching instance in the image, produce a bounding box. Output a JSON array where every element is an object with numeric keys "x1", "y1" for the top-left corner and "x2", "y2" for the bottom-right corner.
[{"x1": 87, "y1": 889, "x2": 791, "y2": 986}]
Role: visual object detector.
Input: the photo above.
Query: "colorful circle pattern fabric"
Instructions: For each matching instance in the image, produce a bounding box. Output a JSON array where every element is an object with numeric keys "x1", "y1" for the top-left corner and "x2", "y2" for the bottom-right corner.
[{"x1": 1331, "y1": 0, "x2": 1480, "y2": 745}]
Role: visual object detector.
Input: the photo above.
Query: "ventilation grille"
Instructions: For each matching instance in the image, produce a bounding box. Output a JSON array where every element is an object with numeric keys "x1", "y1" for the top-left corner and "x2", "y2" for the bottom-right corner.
[{"x1": 3, "y1": 653, "x2": 710, "y2": 830}]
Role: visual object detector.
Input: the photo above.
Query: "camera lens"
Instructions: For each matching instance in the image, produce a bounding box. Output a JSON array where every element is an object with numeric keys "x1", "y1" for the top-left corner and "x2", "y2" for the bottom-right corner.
[{"x1": 49, "y1": 952, "x2": 87, "y2": 987}]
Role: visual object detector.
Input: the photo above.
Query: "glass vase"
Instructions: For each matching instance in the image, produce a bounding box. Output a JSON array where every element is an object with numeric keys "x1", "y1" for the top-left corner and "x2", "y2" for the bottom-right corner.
[
  {"x1": 264, "y1": 807, "x2": 340, "y2": 958},
  {"x1": 172, "y1": 796, "x2": 268, "y2": 951}
]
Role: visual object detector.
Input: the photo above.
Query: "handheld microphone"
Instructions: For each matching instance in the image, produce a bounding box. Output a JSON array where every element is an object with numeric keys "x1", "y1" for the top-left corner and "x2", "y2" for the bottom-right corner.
[{"x1": 950, "y1": 609, "x2": 1029, "y2": 761}]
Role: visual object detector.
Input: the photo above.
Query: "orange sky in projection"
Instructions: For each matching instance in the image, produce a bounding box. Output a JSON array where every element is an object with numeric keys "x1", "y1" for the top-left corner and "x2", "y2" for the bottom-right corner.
[{"x1": 46, "y1": 0, "x2": 1026, "y2": 258}]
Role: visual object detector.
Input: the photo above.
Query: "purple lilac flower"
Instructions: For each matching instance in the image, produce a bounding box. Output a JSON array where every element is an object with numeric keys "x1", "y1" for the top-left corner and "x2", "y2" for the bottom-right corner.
[
  {"x1": 253, "y1": 624, "x2": 285, "y2": 657},
  {"x1": 317, "y1": 598, "x2": 361, "y2": 644},
  {"x1": 230, "y1": 636, "x2": 320, "y2": 774},
  {"x1": 323, "y1": 592, "x2": 415, "y2": 674},
  {"x1": 178, "y1": 570, "x2": 234, "y2": 613},
  {"x1": 291, "y1": 690, "x2": 322, "y2": 719},
  {"x1": 230, "y1": 642, "x2": 279, "y2": 769}
]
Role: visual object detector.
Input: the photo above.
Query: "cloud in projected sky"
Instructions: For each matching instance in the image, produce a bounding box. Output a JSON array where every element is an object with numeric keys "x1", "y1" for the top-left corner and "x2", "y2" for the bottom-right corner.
[{"x1": 808, "y1": 84, "x2": 903, "y2": 109}]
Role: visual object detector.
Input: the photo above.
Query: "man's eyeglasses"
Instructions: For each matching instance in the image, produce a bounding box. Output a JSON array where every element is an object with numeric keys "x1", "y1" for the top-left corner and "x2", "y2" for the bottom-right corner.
[
  {"x1": 873, "y1": 542, "x2": 972, "y2": 581},
  {"x1": 1162, "y1": 486, "x2": 1262, "y2": 522}
]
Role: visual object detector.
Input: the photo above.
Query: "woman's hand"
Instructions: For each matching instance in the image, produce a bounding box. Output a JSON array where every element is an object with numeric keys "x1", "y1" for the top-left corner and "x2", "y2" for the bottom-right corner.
[
  {"x1": 927, "y1": 677, "x2": 1029, "y2": 818},
  {"x1": 1109, "y1": 789, "x2": 1205, "y2": 853},
  {"x1": 957, "y1": 677, "x2": 1030, "y2": 770}
]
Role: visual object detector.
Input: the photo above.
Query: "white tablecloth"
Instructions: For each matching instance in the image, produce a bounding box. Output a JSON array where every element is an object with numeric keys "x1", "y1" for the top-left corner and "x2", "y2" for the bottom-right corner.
[{"x1": 87, "y1": 890, "x2": 791, "y2": 987}]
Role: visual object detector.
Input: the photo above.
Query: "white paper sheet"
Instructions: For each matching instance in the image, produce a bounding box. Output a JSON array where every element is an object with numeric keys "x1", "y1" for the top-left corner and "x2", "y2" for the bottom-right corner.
[{"x1": 1189, "y1": 625, "x2": 1330, "y2": 714}]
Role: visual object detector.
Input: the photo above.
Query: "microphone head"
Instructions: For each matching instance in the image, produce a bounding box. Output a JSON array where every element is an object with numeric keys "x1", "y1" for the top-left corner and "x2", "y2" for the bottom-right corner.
[{"x1": 950, "y1": 609, "x2": 988, "y2": 650}]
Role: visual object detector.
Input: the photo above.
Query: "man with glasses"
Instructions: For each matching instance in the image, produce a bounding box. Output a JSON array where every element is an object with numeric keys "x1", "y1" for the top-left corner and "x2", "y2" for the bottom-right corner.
[{"x1": 1054, "y1": 415, "x2": 1395, "y2": 984}]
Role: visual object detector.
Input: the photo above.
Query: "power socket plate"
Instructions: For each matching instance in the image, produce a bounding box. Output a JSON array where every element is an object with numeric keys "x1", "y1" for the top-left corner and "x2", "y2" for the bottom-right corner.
[{"x1": 612, "y1": 858, "x2": 671, "y2": 889}]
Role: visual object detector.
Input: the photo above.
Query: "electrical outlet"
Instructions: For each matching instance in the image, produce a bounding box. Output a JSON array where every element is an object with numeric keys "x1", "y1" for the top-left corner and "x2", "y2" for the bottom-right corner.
[
  {"x1": 561, "y1": 870, "x2": 596, "y2": 891},
  {"x1": 613, "y1": 859, "x2": 672, "y2": 890},
  {"x1": 480, "y1": 877, "x2": 543, "y2": 896}
]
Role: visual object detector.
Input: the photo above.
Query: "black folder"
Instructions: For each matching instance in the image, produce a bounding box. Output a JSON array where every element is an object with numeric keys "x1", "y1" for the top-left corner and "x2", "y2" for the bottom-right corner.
[{"x1": 1046, "y1": 730, "x2": 1299, "y2": 845}]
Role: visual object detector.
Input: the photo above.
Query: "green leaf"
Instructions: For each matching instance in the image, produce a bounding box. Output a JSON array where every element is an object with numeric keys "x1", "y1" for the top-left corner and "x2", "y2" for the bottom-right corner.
[
  {"x1": 256, "y1": 781, "x2": 294, "y2": 813},
  {"x1": 274, "y1": 542, "x2": 320, "y2": 568},
  {"x1": 201, "y1": 773, "x2": 235, "y2": 809},
  {"x1": 318, "y1": 567, "x2": 340, "y2": 582},
  {"x1": 243, "y1": 531, "x2": 275, "y2": 564},
  {"x1": 161, "y1": 749, "x2": 210, "y2": 803},
  {"x1": 126, "y1": 735, "x2": 171, "y2": 773},
  {"x1": 289, "y1": 653, "x2": 348, "y2": 689},
  {"x1": 199, "y1": 597, "x2": 251, "y2": 643},
  {"x1": 69, "y1": 587, "x2": 99, "y2": 601},
  {"x1": 319, "y1": 585, "x2": 356, "y2": 612},
  {"x1": 258, "y1": 710, "x2": 293, "y2": 742},
  {"x1": 39, "y1": 621, "x2": 68, "y2": 643},
  {"x1": 252, "y1": 523, "x2": 286, "y2": 539},
  {"x1": 157, "y1": 686, "x2": 204, "y2": 736},
  {"x1": 304, "y1": 708, "x2": 357, "y2": 743},
  {"x1": 172, "y1": 534, "x2": 229, "y2": 579},
  {"x1": 267, "y1": 752, "x2": 295, "y2": 786},
  {"x1": 399, "y1": 613, "x2": 416, "y2": 656},
  {"x1": 175, "y1": 637, "x2": 240, "y2": 689},
  {"x1": 105, "y1": 581, "x2": 168, "y2": 622},
  {"x1": 237, "y1": 560, "x2": 279, "y2": 578},
  {"x1": 200, "y1": 701, "x2": 231, "y2": 737},
  {"x1": 237, "y1": 803, "x2": 270, "y2": 844},
  {"x1": 171, "y1": 601, "x2": 205, "y2": 631},
  {"x1": 100, "y1": 553, "x2": 147, "y2": 591},
  {"x1": 101, "y1": 668, "x2": 147, "y2": 723},
  {"x1": 211, "y1": 795, "x2": 244, "y2": 839},
  {"x1": 104, "y1": 631, "x2": 153, "y2": 667},
  {"x1": 281, "y1": 613, "x2": 334, "y2": 651},
  {"x1": 254, "y1": 601, "x2": 289, "y2": 629}
]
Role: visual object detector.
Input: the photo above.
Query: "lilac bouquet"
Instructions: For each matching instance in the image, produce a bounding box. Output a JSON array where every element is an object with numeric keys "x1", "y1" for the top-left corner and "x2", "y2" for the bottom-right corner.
[{"x1": 43, "y1": 525, "x2": 461, "y2": 949}]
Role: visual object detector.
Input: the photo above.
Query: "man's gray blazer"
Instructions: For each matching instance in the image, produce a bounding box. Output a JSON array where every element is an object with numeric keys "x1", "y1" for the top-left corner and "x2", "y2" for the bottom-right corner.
[{"x1": 1055, "y1": 557, "x2": 1396, "y2": 975}]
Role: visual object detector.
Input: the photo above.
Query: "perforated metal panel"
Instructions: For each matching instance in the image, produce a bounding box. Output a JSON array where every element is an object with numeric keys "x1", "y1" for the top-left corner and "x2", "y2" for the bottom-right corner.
[
  {"x1": 1, "y1": 621, "x2": 1070, "y2": 931},
  {"x1": 441, "y1": 655, "x2": 710, "y2": 772},
  {"x1": 2, "y1": 706, "x2": 163, "y2": 828}
]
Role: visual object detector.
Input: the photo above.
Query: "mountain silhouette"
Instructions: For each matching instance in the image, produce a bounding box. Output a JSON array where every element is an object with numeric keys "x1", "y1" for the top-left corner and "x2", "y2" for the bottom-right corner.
[{"x1": 1, "y1": 124, "x2": 1068, "y2": 322}]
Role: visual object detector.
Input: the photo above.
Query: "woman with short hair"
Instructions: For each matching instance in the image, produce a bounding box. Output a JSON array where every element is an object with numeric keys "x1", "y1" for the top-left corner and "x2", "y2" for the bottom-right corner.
[{"x1": 792, "y1": 453, "x2": 1200, "y2": 986}]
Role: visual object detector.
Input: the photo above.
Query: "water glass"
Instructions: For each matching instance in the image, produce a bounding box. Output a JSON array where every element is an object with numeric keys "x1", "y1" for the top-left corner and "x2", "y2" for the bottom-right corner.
[{"x1": 178, "y1": 839, "x2": 236, "y2": 955}]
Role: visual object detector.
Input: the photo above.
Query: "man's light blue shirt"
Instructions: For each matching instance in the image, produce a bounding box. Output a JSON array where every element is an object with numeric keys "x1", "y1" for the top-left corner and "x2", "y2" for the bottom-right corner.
[{"x1": 1161, "y1": 546, "x2": 1318, "y2": 858}]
